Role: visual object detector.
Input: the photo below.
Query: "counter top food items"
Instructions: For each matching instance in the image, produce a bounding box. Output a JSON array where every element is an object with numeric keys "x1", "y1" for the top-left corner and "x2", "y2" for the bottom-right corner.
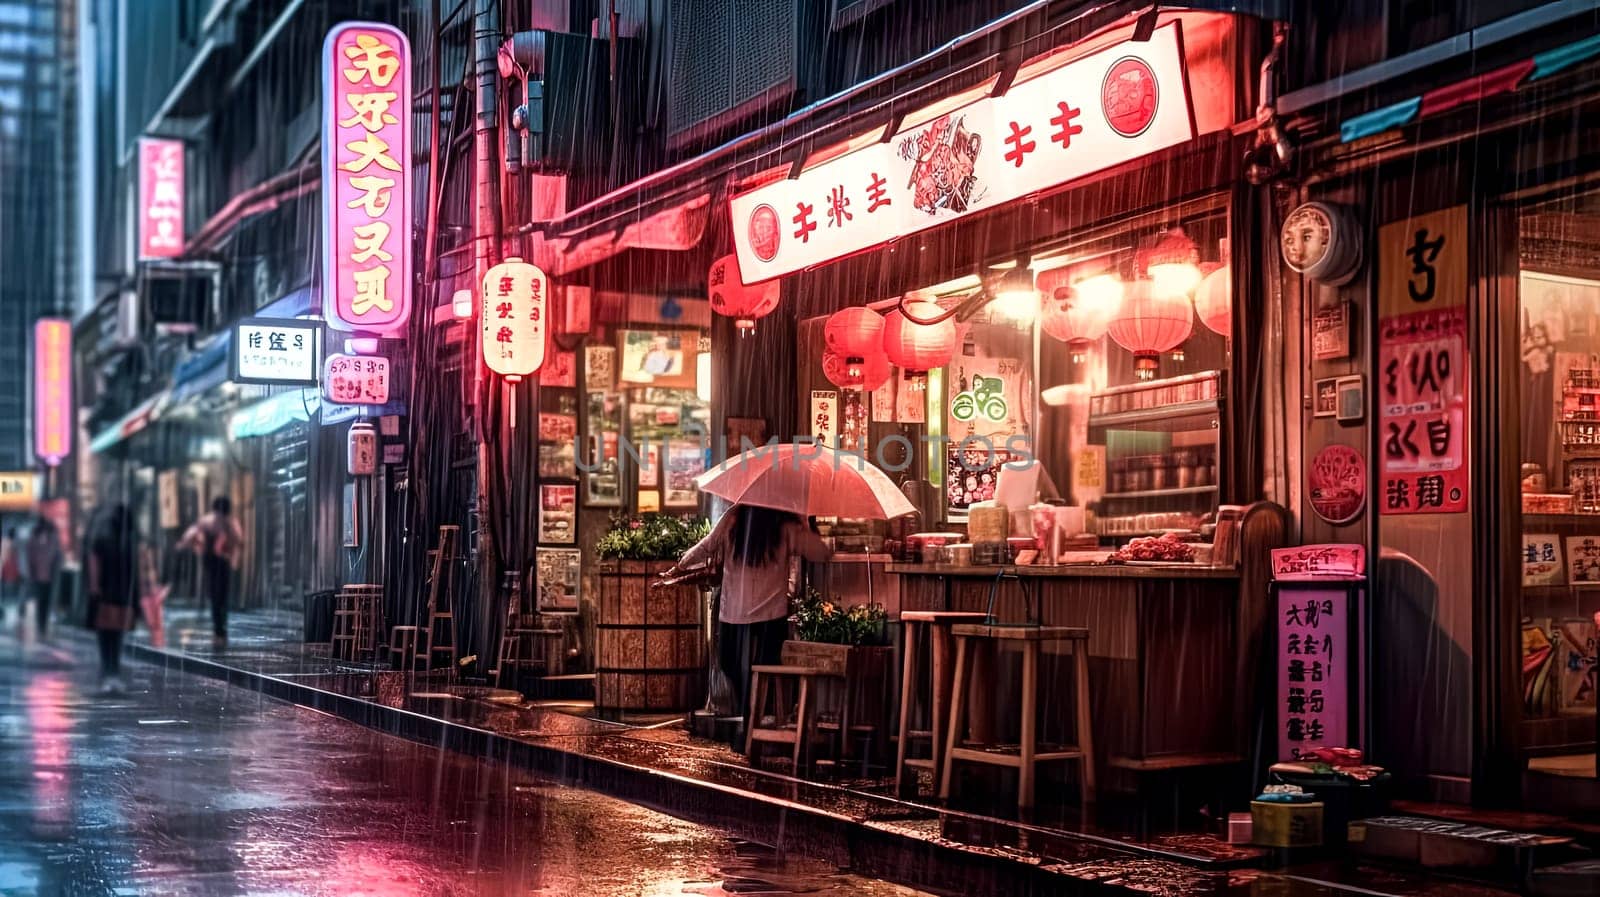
[{"x1": 1109, "y1": 532, "x2": 1196, "y2": 563}]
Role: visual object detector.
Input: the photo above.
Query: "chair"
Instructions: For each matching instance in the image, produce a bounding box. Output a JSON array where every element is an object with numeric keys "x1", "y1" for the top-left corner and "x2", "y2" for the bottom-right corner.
[
  {"x1": 745, "y1": 664, "x2": 821, "y2": 773},
  {"x1": 940, "y1": 623, "x2": 1096, "y2": 813},
  {"x1": 895, "y1": 610, "x2": 990, "y2": 796}
]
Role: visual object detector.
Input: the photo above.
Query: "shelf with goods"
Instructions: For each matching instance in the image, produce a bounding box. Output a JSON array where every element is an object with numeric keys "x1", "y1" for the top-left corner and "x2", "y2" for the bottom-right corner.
[{"x1": 1085, "y1": 372, "x2": 1224, "y2": 538}]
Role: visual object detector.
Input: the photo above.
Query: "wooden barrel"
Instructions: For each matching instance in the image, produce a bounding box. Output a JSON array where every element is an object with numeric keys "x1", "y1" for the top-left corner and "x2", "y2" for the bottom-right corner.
[{"x1": 595, "y1": 560, "x2": 706, "y2": 711}]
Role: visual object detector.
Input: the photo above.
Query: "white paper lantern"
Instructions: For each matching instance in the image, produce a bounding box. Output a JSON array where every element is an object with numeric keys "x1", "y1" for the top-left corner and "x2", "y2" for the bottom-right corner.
[
  {"x1": 481, "y1": 257, "x2": 548, "y2": 380},
  {"x1": 348, "y1": 421, "x2": 378, "y2": 476}
]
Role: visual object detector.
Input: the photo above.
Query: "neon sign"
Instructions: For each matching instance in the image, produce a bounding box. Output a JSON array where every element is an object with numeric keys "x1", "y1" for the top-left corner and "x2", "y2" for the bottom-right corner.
[{"x1": 33, "y1": 318, "x2": 72, "y2": 465}]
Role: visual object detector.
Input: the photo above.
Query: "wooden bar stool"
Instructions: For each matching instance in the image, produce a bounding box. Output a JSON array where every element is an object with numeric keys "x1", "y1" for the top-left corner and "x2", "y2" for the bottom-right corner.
[
  {"x1": 940, "y1": 624, "x2": 1095, "y2": 813},
  {"x1": 388, "y1": 625, "x2": 421, "y2": 672},
  {"x1": 745, "y1": 664, "x2": 820, "y2": 773},
  {"x1": 895, "y1": 611, "x2": 990, "y2": 796}
]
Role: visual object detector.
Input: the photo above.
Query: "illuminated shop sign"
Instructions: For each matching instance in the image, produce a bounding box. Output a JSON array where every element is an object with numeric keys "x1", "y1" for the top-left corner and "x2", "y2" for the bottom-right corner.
[
  {"x1": 139, "y1": 138, "x2": 185, "y2": 259},
  {"x1": 231, "y1": 318, "x2": 321, "y2": 386},
  {"x1": 33, "y1": 318, "x2": 72, "y2": 465}
]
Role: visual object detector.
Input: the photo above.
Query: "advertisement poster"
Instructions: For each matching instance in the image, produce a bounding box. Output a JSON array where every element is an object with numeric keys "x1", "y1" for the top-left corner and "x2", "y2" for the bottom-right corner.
[
  {"x1": 945, "y1": 446, "x2": 1016, "y2": 510},
  {"x1": 947, "y1": 356, "x2": 1027, "y2": 440},
  {"x1": 618, "y1": 330, "x2": 695, "y2": 388},
  {"x1": 1073, "y1": 446, "x2": 1105, "y2": 504},
  {"x1": 1308, "y1": 444, "x2": 1366, "y2": 525},
  {"x1": 536, "y1": 547, "x2": 582, "y2": 614},
  {"x1": 1523, "y1": 534, "x2": 1564, "y2": 587},
  {"x1": 870, "y1": 374, "x2": 897, "y2": 423},
  {"x1": 810, "y1": 390, "x2": 838, "y2": 447},
  {"x1": 664, "y1": 440, "x2": 704, "y2": 508},
  {"x1": 539, "y1": 484, "x2": 576, "y2": 544},
  {"x1": 537, "y1": 413, "x2": 577, "y2": 479},
  {"x1": 896, "y1": 368, "x2": 927, "y2": 423},
  {"x1": 1312, "y1": 302, "x2": 1351, "y2": 360},
  {"x1": 1378, "y1": 306, "x2": 1468, "y2": 514},
  {"x1": 638, "y1": 441, "x2": 661, "y2": 488},
  {"x1": 1554, "y1": 618, "x2": 1597, "y2": 710},
  {"x1": 158, "y1": 470, "x2": 180, "y2": 529},
  {"x1": 539, "y1": 350, "x2": 577, "y2": 388},
  {"x1": 1565, "y1": 536, "x2": 1600, "y2": 585},
  {"x1": 1277, "y1": 587, "x2": 1351, "y2": 761},
  {"x1": 584, "y1": 345, "x2": 616, "y2": 391}
]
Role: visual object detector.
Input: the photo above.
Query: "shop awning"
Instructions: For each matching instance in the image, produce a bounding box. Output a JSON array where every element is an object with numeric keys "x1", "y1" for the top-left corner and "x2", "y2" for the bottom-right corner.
[
  {"x1": 88, "y1": 395, "x2": 162, "y2": 454},
  {"x1": 169, "y1": 332, "x2": 232, "y2": 405},
  {"x1": 229, "y1": 389, "x2": 318, "y2": 440}
]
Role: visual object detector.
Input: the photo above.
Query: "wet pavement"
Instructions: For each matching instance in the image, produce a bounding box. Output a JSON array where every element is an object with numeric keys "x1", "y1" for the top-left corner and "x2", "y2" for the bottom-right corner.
[{"x1": 0, "y1": 632, "x2": 937, "y2": 896}]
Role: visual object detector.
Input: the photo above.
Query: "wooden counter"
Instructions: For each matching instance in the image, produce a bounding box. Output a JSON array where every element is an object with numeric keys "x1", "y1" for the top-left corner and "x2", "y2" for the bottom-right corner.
[{"x1": 888, "y1": 561, "x2": 1242, "y2": 784}]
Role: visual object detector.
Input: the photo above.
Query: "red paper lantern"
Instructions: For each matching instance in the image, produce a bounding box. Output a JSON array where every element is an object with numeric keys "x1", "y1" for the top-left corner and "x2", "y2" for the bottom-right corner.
[
  {"x1": 1106, "y1": 280, "x2": 1194, "y2": 379},
  {"x1": 1194, "y1": 262, "x2": 1231, "y2": 337},
  {"x1": 824, "y1": 306, "x2": 885, "y2": 362},
  {"x1": 1036, "y1": 269, "x2": 1122, "y2": 362},
  {"x1": 708, "y1": 253, "x2": 779, "y2": 336},
  {"x1": 823, "y1": 351, "x2": 891, "y2": 391},
  {"x1": 882, "y1": 301, "x2": 957, "y2": 385}
]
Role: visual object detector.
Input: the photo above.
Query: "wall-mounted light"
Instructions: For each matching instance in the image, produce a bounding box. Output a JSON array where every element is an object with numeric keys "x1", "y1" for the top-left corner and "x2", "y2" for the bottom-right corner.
[
  {"x1": 989, "y1": 264, "x2": 1038, "y2": 322},
  {"x1": 452, "y1": 289, "x2": 474, "y2": 319}
]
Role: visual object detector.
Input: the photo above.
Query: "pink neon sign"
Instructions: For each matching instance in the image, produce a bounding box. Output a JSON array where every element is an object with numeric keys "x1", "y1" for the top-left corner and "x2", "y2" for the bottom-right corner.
[
  {"x1": 138, "y1": 138, "x2": 185, "y2": 259},
  {"x1": 322, "y1": 21, "x2": 411, "y2": 335},
  {"x1": 33, "y1": 318, "x2": 72, "y2": 465}
]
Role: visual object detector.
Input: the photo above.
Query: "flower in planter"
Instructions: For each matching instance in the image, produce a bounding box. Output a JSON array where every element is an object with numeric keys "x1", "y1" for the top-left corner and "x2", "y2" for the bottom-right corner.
[
  {"x1": 596, "y1": 513, "x2": 709, "y2": 561},
  {"x1": 790, "y1": 587, "x2": 888, "y2": 646}
]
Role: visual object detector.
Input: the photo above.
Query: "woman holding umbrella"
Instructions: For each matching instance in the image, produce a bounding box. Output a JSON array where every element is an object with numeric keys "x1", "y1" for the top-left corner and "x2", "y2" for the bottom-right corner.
[{"x1": 670, "y1": 503, "x2": 831, "y2": 720}]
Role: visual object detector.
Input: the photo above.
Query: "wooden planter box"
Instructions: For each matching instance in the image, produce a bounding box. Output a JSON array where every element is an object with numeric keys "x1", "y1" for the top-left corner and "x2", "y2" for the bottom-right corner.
[
  {"x1": 780, "y1": 639, "x2": 894, "y2": 760},
  {"x1": 595, "y1": 560, "x2": 706, "y2": 712}
]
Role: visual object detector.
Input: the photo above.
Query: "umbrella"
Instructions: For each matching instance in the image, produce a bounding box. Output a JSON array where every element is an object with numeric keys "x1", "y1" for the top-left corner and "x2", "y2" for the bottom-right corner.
[{"x1": 694, "y1": 443, "x2": 917, "y2": 520}]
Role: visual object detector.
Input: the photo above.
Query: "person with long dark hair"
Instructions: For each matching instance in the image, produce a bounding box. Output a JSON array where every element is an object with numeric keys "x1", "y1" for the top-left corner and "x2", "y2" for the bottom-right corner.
[
  {"x1": 672, "y1": 503, "x2": 831, "y2": 717},
  {"x1": 86, "y1": 505, "x2": 139, "y2": 693}
]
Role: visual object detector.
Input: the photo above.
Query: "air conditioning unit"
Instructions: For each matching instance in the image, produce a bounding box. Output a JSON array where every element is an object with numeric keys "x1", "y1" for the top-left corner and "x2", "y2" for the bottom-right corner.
[
  {"x1": 502, "y1": 30, "x2": 636, "y2": 175},
  {"x1": 664, "y1": 0, "x2": 798, "y2": 150}
]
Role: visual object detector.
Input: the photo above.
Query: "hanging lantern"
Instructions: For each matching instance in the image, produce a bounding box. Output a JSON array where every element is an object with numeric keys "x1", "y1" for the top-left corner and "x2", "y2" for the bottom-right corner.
[
  {"x1": 1194, "y1": 261, "x2": 1231, "y2": 337},
  {"x1": 481, "y1": 257, "x2": 548, "y2": 381},
  {"x1": 882, "y1": 300, "x2": 957, "y2": 391},
  {"x1": 1138, "y1": 225, "x2": 1203, "y2": 298},
  {"x1": 1107, "y1": 280, "x2": 1194, "y2": 380},
  {"x1": 823, "y1": 351, "x2": 891, "y2": 391},
  {"x1": 824, "y1": 306, "x2": 885, "y2": 379},
  {"x1": 1036, "y1": 269, "x2": 1122, "y2": 362},
  {"x1": 348, "y1": 421, "x2": 378, "y2": 476},
  {"x1": 708, "y1": 253, "x2": 779, "y2": 336}
]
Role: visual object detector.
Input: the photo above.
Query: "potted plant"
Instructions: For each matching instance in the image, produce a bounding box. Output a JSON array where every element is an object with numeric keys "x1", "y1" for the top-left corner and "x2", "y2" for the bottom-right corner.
[
  {"x1": 594, "y1": 514, "x2": 711, "y2": 713},
  {"x1": 782, "y1": 588, "x2": 894, "y2": 759}
]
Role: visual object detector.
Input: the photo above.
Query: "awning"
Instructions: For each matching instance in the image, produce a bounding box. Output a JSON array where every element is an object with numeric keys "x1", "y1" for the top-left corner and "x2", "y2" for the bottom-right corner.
[
  {"x1": 229, "y1": 389, "x2": 318, "y2": 440},
  {"x1": 169, "y1": 332, "x2": 232, "y2": 405},
  {"x1": 88, "y1": 395, "x2": 162, "y2": 454}
]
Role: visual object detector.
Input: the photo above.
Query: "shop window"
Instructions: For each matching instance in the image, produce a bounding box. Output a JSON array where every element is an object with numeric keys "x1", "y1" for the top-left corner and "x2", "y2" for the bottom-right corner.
[{"x1": 1515, "y1": 188, "x2": 1600, "y2": 766}]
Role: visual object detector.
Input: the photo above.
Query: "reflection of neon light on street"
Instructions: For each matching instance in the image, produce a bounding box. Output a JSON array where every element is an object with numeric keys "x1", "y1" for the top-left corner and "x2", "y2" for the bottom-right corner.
[{"x1": 26, "y1": 674, "x2": 73, "y2": 830}]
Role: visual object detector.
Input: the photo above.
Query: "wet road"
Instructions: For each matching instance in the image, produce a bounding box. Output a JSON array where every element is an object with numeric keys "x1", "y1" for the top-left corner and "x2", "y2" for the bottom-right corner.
[{"x1": 0, "y1": 634, "x2": 934, "y2": 896}]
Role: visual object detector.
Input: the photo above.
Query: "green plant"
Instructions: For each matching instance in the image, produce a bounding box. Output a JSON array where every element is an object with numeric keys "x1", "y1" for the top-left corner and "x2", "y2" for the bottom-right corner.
[
  {"x1": 789, "y1": 587, "x2": 888, "y2": 646},
  {"x1": 595, "y1": 513, "x2": 710, "y2": 561}
]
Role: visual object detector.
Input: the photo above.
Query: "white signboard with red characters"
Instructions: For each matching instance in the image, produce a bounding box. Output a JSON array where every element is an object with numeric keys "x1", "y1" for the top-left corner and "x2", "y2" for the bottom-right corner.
[
  {"x1": 323, "y1": 353, "x2": 391, "y2": 405},
  {"x1": 139, "y1": 138, "x2": 185, "y2": 259},
  {"x1": 322, "y1": 21, "x2": 412, "y2": 335},
  {"x1": 729, "y1": 24, "x2": 1194, "y2": 282},
  {"x1": 481, "y1": 258, "x2": 549, "y2": 381}
]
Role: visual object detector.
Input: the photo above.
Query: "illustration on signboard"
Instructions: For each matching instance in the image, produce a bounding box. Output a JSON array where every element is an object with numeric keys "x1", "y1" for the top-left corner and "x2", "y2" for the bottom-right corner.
[{"x1": 902, "y1": 114, "x2": 984, "y2": 216}]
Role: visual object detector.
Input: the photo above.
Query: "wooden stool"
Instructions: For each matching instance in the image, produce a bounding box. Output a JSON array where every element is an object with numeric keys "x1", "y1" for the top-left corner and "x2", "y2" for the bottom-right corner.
[
  {"x1": 332, "y1": 586, "x2": 382, "y2": 661},
  {"x1": 941, "y1": 624, "x2": 1095, "y2": 813},
  {"x1": 424, "y1": 610, "x2": 457, "y2": 672},
  {"x1": 745, "y1": 664, "x2": 820, "y2": 773},
  {"x1": 896, "y1": 611, "x2": 990, "y2": 796},
  {"x1": 388, "y1": 625, "x2": 421, "y2": 672}
]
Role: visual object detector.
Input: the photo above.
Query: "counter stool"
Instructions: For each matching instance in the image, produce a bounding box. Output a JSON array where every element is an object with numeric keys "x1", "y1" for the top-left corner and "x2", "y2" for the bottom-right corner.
[
  {"x1": 745, "y1": 664, "x2": 820, "y2": 773},
  {"x1": 387, "y1": 625, "x2": 421, "y2": 672},
  {"x1": 895, "y1": 611, "x2": 990, "y2": 796},
  {"x1": 332, "y1": 586, "x2": 382, "y2": 661},
  {"x1": 940, "y1": 624, "x2": 1095, "y2": 813}
]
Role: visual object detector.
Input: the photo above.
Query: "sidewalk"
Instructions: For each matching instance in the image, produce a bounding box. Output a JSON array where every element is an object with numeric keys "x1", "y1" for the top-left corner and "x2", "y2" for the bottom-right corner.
[{"x1": 115, "y1": 605, "x2": 1549, "y2": 897}]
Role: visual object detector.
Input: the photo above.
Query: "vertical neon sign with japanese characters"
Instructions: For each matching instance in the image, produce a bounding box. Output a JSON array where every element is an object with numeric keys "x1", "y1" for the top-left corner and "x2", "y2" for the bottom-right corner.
[
  {"x1": 323, "y1": 22, "x2": 411, "y2": 335},
  {"x1": 138, "y1": 138, "x2": 185, "y2": 259},
  {"x1": 33, "y1": 318, "x2": 72, "y2": 466},
  {"x1": 481, "y1": 258, "x2": 549, "y2": 381}
]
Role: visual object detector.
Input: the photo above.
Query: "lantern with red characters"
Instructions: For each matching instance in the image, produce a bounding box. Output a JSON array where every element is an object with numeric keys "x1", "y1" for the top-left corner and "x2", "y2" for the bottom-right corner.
[
  {"x1": 882, "y1": 300, "x2": 956, "y2": 391},
  {"x1": 824, "y1": 306, "x2": 885, "y2": 380},
  {"x1": 708, "y1": 253, "x2": 780, "y2": 336},
  {"x1": 1106, "y1": 280, "x2": 1194, "y2": 380},
  {"x1": 1036, "y1": 269, "x2": 1122, "y2": 363}
]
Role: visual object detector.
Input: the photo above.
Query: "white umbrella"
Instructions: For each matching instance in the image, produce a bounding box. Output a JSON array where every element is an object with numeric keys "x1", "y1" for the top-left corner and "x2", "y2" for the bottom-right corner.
[{"x1": 694, "y1": 443, "x2": 916, "y2": 520}]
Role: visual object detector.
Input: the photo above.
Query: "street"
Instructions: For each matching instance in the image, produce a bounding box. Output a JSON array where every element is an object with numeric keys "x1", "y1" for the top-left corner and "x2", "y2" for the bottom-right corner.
[{"x1": 0, "y1": 634, "x2": 933, "y2": 897}]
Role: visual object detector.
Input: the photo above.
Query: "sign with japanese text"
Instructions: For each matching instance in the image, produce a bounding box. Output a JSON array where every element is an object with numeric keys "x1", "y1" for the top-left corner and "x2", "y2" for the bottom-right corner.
[
  {"x1": 1523, "y1": 533, "x2": 1564, "y2": 587},
  {"x1": 322, "y1": 352, "x2": 390, "y2": 405},
  {"x1": 730, "y1": 25, "x2": 1194, "y2": 281},
  {"x1": 0, "y1": 472, "x2": 39, "y2": 512},
  {"x1": 539, "y1": 350, "x2": 576, "y2": 387},
  {"x1": 1566, "y1": 536, "x2": 1600, "y2": 586},
  {"x1": 1277, "y1": 586, "x2": 1352, "y2": 760},
  {"x1": 138, "y1": 138, "x2": 185, "y2": 259},
  {"x1": 481, "y1": 258, "x2": 548, "y2": 380},
  {"x1": 810, "y1": 390, "x2": 838, "y2": 447},
  {"x1": 322, "y1": 21, "x2": 411, "y2": 335},
  {"x1": 1379, "y1": 306, "x2": 1467, "y2": 514},
  {"x1": 1378, "y1": 204, "x2": 1467, "y2": 318},
  {"x1": 231, "y1": 318, "x2": 320, "y2": 386},
  {"x1": 1272, "y1": 544, "x2": 1365, "y2": 581},
  {"x1": 32, "y1": 318, "x2": 72, "y2": 465}
]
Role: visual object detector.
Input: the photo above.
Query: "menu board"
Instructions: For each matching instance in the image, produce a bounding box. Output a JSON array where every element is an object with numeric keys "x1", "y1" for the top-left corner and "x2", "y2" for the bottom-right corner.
[{"x1": 1277, "y1": 586, "x2": 1351, "y2": 761}]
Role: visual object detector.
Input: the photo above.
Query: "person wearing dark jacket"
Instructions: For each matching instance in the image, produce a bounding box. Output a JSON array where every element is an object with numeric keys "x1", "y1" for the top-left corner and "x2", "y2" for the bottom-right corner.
[{"x1": 87, "y1": 505, "x2": 139, "y2": 694}]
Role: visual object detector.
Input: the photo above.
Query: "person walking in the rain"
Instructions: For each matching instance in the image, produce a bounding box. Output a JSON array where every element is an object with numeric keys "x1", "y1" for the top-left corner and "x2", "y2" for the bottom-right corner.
[
  {"x1": 21, "y1": 516, "x2": 61, "y2": 639},
  {"x1": 667, "y1": 504, "x2": 831, "y2": 722},
  {"x1": 87, "y1": 505, "x2": 138, "y2": 694},
  {"x1": 179, "y1": 496, "x2": 243, "y2": 648}
]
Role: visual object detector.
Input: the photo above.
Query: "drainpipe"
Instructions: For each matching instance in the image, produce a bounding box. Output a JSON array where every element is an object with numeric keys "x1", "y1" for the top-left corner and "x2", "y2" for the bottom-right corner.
[{"x1": 472, "y1": 0, "x2": 502, "y2": 670}]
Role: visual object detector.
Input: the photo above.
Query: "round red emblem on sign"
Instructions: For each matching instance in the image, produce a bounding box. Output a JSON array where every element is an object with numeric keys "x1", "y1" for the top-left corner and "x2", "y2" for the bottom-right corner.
[
  {"x1": 748, "y1": 204, "x2": 780, "y2": 262},
  {"x1": 1101, "y1": 56, "x2": 1159, "y2": 138},
  {"x1": 1308, "y1": 444, "x2": 1367, "y2": 526}
]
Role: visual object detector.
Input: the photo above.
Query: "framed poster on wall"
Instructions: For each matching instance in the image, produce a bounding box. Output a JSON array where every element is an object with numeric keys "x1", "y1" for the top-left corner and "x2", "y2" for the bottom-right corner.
[
  {"x1": 539, "y1": 484, "x2": 577, "y2": 544},
  {"x1": 536, "y1": 547, "x2": 581, "y2": 614}
]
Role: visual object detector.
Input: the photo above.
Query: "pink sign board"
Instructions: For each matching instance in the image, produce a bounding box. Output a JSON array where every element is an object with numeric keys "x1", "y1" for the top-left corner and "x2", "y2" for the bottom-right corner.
[
  {"x1": 1379, "y1": 306, "x2": 1468, "y2": 514},
  {"x1": 322, "y1": 352, "x2": 391, "y2": 405},
  {"x1": 1277, "y1": 586, "x2": 1351, "y2": 761},
  {"x1": 33, "y1": 318, "x2": 72, "y2": 465},
  {"x1": 138, "y1": 138, "x2": 185, "y2": 259},
  {"x1": 322, "y1": 21, "x2": 411, "y2": 335},
  {"x1": 1272, "y1": 544, "x2": 1365, "y2": 581},
  {"x1": 730, "y1": 25, "x2": 1194, "y2": 282}
]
